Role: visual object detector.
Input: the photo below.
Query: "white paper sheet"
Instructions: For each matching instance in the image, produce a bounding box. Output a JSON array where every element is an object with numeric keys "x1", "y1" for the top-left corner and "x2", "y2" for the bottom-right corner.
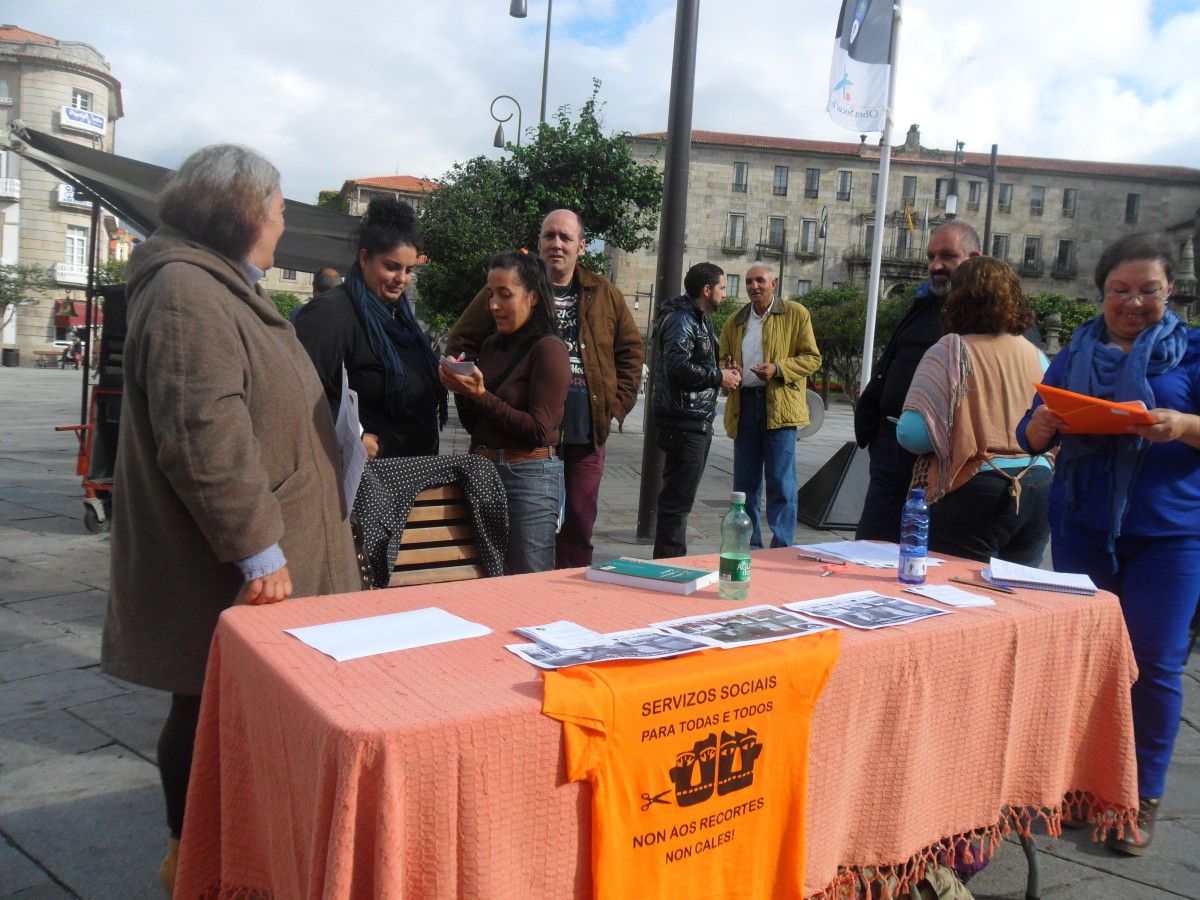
[
  {"x1": 903, "y1": 584, "x2": 995, "y2": 608},
  {"x1": 285, "y1": 607, "x2": 492, "y2": 662},
  {"x1": 795, "y1": 541, "x2": 944, "y2": 568},
  {"x1": 335, "y1": 366, "x2": 368, "y2": 516}
]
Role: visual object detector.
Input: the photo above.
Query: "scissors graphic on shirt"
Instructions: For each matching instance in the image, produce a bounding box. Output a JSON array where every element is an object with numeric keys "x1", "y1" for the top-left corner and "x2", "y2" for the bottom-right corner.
[{"x1": 640, "y1": 790, "x2": 672, "y2": 811}]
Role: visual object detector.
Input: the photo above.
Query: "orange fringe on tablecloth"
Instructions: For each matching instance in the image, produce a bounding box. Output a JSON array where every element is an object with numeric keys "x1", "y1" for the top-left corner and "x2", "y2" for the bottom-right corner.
[{"x1": 806, "y1": 792, "x2": 1139, "y2": 900}]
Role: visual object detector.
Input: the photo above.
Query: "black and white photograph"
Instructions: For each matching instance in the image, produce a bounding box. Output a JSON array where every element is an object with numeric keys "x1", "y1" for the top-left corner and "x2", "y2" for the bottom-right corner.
[
  {"x1": 785, "y1": 591, "x2": 950, "y2": 630},
  {"x1": 652, "y1": 604, "x2": 834, "y2": 648},
  {"x1": 506, "y1": 628, "x2": 709, "y2": 670}
]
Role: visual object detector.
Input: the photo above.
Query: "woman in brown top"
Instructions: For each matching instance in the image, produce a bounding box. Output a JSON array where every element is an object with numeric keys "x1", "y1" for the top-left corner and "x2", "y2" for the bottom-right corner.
[{"x1": 440, "y1": 250, "x2": 569, "y2": 573}]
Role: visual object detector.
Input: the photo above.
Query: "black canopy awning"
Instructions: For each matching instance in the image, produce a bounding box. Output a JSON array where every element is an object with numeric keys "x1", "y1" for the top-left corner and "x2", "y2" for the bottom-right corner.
[{"x1": 6, "y1": 126, "x2": 358, "y2": 273}]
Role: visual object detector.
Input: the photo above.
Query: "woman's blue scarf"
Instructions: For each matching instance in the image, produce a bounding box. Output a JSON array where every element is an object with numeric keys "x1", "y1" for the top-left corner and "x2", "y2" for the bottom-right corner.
[
  {"x1": 344, "y1": 262, "x2": 446, "y2": 427},
  {"x1": 1059, "y1": 308, "x2": 1188, "y2": 562}
]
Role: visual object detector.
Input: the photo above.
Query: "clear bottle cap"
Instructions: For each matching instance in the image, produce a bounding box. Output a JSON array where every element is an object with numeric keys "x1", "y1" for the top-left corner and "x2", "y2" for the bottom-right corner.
[{"x1": 730, "y1": 491, "x2": 746, "y2": 504}]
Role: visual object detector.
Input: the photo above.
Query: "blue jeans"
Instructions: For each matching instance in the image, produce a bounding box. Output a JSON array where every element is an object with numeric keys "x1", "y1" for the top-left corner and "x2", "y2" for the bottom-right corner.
[
  {"x1": 495, "y1": 455, "x2": 564, "y2": 575},
  {"x1": 732, "y1": 388, "x2": 797, "y2": 549},
  {"x1": 1052, "y1": 526, "x2": 1200, "y2": 798}
]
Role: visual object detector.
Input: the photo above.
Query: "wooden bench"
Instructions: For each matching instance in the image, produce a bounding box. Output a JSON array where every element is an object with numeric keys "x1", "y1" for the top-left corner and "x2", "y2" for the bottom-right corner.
[
  {"x1": 35, "y1": 349, "x2": 62, "y2": 368},
  {"x1": 389, "y1": 485, "x2": 486, "y2": 587}
]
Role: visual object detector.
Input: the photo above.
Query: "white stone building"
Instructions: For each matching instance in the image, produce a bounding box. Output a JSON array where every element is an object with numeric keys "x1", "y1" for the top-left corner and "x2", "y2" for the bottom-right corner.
[
  {"x1": 0, "y1": 24, "x2": 124, "y2": 363},
  {"x1": 611, "y1": 127, "x2": 1200, "y2": 332}
]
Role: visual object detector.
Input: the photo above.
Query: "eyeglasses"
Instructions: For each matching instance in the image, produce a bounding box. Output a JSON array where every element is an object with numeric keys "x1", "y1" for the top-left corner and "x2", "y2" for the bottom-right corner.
[{"x1": 1103, "y1": 287, "x2": 1169, "y2": 304}]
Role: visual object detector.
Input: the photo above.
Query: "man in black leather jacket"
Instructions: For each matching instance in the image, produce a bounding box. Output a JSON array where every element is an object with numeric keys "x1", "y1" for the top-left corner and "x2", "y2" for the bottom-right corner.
[{"x1": 652, "y1": 263, "x2": 742, "y2": 558}]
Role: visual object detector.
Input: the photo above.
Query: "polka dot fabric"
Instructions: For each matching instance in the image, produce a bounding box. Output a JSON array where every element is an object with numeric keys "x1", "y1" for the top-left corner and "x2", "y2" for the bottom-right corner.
[{"x1": 353, "y1": 454, "x2": 508, "y2": 586}]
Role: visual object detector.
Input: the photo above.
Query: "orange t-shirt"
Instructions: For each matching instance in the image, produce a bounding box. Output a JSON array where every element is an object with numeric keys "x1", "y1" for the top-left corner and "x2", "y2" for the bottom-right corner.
[{"x1": 542, "y1": 631, "x2": 841, "y2": 900}]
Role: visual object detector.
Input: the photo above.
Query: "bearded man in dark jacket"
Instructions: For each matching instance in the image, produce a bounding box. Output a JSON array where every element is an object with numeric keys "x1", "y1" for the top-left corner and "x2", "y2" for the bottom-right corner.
[{"x1": 652, "y1": 262, "x2": 742, "y2": 558}]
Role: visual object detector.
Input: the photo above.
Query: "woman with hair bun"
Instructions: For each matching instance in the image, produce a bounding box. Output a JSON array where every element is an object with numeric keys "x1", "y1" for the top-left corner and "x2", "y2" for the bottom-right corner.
[
  {"x1": 441, "y1": 250, "x2": 569, "y2": 573},
  {"x1": 295, "y1": 196, "x2": 445, "y2": 458}
]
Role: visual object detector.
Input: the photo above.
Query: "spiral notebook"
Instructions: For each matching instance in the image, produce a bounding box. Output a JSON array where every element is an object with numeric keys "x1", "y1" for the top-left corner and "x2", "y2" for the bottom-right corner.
[{"x1": 982, "y1": 558, "x2": 1097, "y2": 596}]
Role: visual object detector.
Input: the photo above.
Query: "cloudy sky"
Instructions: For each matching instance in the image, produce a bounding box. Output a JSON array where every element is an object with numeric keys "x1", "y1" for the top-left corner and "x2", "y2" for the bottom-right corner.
[{"x1": 6, "y1": 0, "x2": 1198, "y2": 203}]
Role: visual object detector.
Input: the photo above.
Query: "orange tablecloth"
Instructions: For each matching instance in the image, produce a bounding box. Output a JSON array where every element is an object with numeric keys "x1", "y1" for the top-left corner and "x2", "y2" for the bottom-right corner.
[{"x1": 175, "y1": 549, "x2": 1139, "y2": 899}]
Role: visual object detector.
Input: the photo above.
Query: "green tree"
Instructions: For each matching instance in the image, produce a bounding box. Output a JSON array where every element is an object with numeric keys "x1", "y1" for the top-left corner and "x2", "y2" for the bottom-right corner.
[
  {"x1": 0, "y1": 263, "x2": 54, "y2": 333},
  {"x1": 317, "y1": 190, "x2": 348, "y2": 213},
  {"x1": 708, "y1": 298, "x2": 739, "y2": 343},
  {"x1": 96, "y1": 257, "x2": 127, "y2": 286},
  {"x1": 1027, "y1": 291, "x2": 1098, "y2": 347},
  {"x1": 269, "y1": 290, "x2": 302, "y2": 320},
  {"x1": 417, "y1": 81, "x2": 663, "y2": 340},
  {"x1": 798, "y1": 286, "x2": 911, "y2": 404}
]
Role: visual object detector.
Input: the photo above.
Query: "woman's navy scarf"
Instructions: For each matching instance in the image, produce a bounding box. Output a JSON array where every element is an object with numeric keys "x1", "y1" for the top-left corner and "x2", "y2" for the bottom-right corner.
[
  {"x1": 344, "y1": 262, "x2": 447, "y2": 428},
  {"x1": 1059, "y1": 308, "x2": 1188, "y2": 562}
]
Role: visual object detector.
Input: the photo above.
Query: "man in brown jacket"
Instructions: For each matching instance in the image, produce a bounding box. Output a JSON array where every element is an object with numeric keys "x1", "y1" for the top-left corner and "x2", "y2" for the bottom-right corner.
[{"x1": 446, "y1": 209, "x2": 643, "y2": 567}]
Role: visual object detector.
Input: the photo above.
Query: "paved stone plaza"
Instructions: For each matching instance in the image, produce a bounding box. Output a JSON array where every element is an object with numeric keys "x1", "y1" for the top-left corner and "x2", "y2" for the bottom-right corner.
[{"x1": 0, "y1": 367, "x2": 1196, "y2": 898}]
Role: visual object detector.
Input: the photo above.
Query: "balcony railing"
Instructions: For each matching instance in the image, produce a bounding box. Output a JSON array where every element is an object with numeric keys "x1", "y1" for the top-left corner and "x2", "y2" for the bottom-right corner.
[
  {"x1": 1019, "y1": 256, "x2": 1045, "y2": 277},
  {"x1": 1052, "y1": 259, "x2": 1077, "y2": 278},
  {"x1": 723, "y1": 238, "x2": 748, "y2": 254},
  {"x1": 836, "y1": 190, "x2": 851, "y2": 201},
  {"x1": 1061, "y1": 206, "x2": 1076, "y2": 218},
  {"x1": 998, "y1": 200, "x2": 1013, "y2": 213},
  {"x1": 804, "y1": 187, "x2": 819, "y2": 199},
  {"x1": 0, "y1": 177, "x2": 18, "y2": 200},
  {"x1": 731, "y1": 181, "x2": 747, "y2": 193},
  {"x1": 54, "y1": 262, "x2": 89, "y2": 285},
  {"x1": 773, "y1": 185, "x2": 788, "y2": 197},
  {"x1": 1030, "y1": 202, "x2": 1043, "y2": 217}
]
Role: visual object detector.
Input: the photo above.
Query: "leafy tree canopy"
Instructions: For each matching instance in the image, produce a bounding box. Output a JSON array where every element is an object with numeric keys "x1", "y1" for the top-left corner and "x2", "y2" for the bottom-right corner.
[
  {"x1": 417, "y1": 80, "x2": 663, "y2": 341},
  {"x1": 0, "y1": 263, "x2": 54, "y2": 331},
  {"x1": 797, "y1": 285, "x2": 912, "y2": 404},
  {"x1": 269, "y1": 290, "x2": 302, "y2": 320},
  {"x1": 1026, "y1": 291, "x2": 1098, "y2": 346}
]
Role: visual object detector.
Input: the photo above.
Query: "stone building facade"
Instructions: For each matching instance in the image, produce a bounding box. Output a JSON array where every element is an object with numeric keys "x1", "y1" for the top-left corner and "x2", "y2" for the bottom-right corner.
[
  {"x1": 610, "y1": 126, "x2": 1200, "y2": 332},
  {"x1": 0, "y1": 24, "x2": 123, "y2": 363}
]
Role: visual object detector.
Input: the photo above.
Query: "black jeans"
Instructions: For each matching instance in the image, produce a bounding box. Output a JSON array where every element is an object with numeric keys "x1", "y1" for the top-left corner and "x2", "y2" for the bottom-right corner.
[
  {"x1": 158, "y1": 693, "x2": 202, "y2": 839},
  {"x1": 929, "y1": 466, "x2": 1052, "y2": 566},
  {"x1": 856, "y1": 424, "x2": 916, "y2": 543},
  {"x1": 654, "y1": 427, "x2": 712, "y2": 559}
]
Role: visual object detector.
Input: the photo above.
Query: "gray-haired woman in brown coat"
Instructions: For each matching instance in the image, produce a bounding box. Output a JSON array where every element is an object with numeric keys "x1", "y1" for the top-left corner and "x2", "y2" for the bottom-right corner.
[{"x1": 100, "y1": 144, "x2": 360, "y2": 891}]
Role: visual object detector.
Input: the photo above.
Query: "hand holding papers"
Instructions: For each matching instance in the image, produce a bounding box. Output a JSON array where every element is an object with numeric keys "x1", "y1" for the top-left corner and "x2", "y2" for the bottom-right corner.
[{"x1": 1034, "y1": 383, "x2": 1156, "y2": 435}]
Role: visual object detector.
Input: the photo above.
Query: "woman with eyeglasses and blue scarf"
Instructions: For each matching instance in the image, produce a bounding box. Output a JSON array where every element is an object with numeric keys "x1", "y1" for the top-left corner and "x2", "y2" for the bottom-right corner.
[
  {"x1": 295, "y1": 197, "x2": 445, "y2": 458},
  {"x1": 1019, "y1": 232, "x2": 1200, "y2": 857}
]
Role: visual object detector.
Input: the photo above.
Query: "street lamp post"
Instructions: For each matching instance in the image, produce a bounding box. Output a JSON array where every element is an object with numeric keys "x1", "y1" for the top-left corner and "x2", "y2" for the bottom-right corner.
[
  {"x1": 508, "y1": 0, "x2": 553, "y2": 124},
  {"x1": 818, "y1": 204, "x2": 830, "y2": 289},
  {"x1": 938, "y1": 142, "x2": 999, "y2": 253},
  {"x1": 490, "y1": 95, "x2": 522, "y2": 148},
  {"x1": 945, "y1": 140, "x2": 964, "y2": 219}
]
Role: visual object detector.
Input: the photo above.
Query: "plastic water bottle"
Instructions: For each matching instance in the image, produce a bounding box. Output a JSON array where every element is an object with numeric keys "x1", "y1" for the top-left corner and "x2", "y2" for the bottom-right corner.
[
  {"x1": 898, "y1": 487, "x2": 929, "y2": 585},
  {"x1": 719, "y1": 491, "x2": 753, "y2": 601}
]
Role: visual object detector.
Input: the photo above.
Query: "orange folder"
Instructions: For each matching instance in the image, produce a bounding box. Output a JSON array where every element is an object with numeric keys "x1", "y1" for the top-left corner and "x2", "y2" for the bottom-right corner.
[{"x1": 1034, "y1": 383, "x2": 1157, "y2": 435}]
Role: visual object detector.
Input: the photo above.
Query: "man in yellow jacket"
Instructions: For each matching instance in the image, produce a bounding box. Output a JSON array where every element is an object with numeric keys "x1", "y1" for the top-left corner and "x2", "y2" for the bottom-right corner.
[{"x1": 718, "y1": 264, "x2": 822, "y2": 548}]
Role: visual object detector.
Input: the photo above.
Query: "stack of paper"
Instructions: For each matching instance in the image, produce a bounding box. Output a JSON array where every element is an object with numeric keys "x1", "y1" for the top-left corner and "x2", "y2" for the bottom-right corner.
[
  {"x1": 983, "y1": 558, "x2": 1097, "y2": 595},
  {"x1": 796, "y1": 541, "x2": 944, "y2": 569}
]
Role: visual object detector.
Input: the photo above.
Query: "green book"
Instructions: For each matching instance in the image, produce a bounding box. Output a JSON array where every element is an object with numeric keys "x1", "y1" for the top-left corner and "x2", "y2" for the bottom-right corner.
[{"x1": 586, "y1": 557, "x2": 718, "y2": 596}]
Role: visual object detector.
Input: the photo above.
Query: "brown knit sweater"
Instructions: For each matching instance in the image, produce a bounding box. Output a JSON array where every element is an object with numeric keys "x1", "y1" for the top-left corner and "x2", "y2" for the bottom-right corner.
[{"x1": 457, "y1": 327, "x2": 569, "y2": 450}]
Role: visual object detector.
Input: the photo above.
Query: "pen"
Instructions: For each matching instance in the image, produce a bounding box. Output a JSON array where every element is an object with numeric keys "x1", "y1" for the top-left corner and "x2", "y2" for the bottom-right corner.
[
  {"x1": 949, "y1": 576, "x2": 1015, "y2": 595},
  {"x1": 798, "y1": 553, "x2": 844, "y2": 564}
]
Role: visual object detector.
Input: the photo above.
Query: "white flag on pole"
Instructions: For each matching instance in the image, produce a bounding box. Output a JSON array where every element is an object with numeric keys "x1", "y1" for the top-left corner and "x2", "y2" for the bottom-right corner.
[{"x1": 827, "y1": 0, "x2": 895, "y2": 133}]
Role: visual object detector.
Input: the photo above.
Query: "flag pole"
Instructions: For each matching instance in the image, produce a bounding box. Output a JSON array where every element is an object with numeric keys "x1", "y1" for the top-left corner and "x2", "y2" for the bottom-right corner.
[{"x1": 859, "y1": 0, "x2": 903, "y2": 388}]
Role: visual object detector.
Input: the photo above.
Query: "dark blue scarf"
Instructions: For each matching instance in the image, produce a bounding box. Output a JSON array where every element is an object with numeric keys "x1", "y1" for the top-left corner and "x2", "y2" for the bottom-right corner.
[
  {"x1": 1059, "y1": 308, "x2": 1188, "y2": 560},
  {"x1": 344, "y1": 262, "x2": 446, "y2": 427}
]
